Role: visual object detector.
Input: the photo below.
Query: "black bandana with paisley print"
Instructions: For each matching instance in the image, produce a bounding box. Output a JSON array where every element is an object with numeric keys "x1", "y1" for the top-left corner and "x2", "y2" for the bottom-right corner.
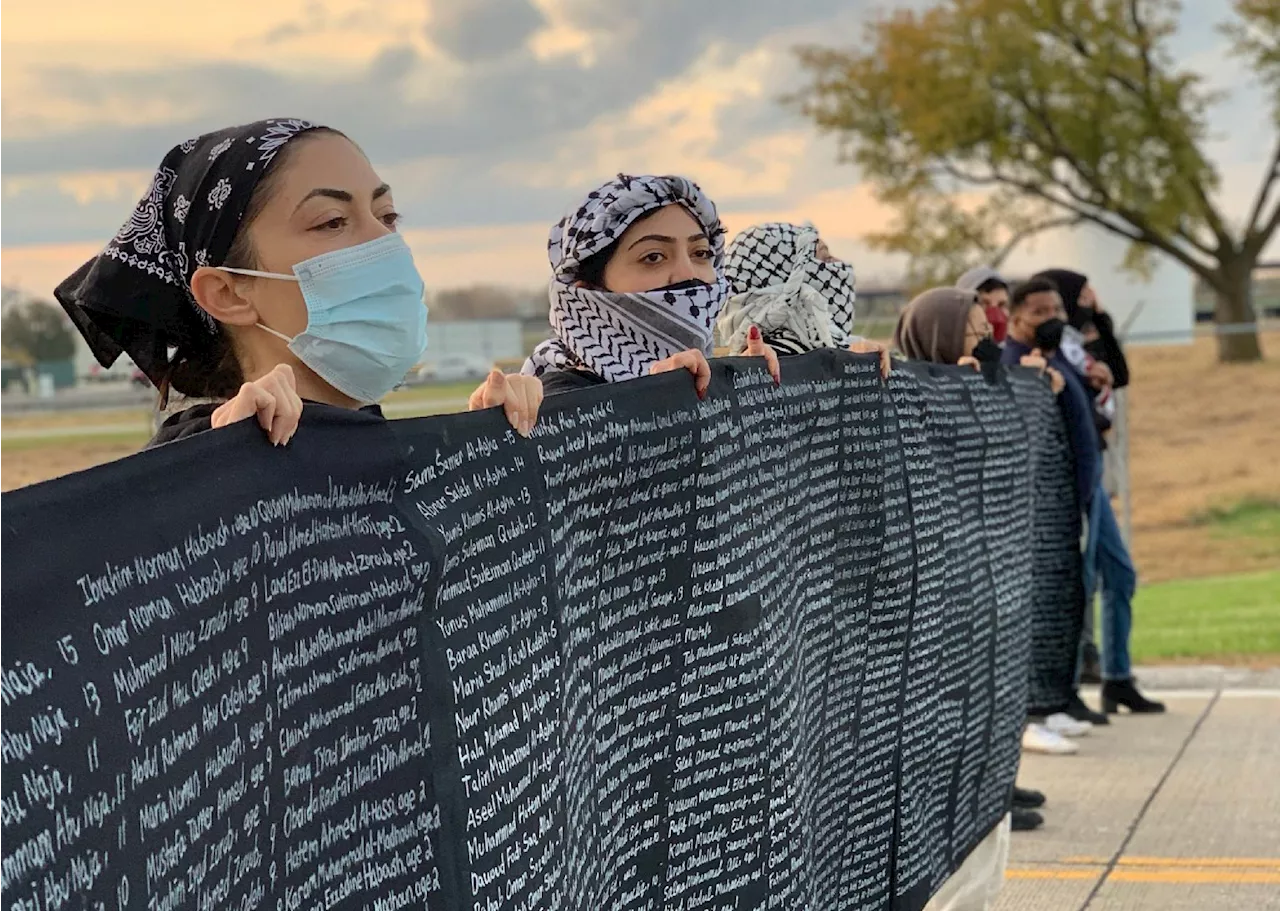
[{"x1": 55, "y1": 118, "x2": 324, "y2": 392}]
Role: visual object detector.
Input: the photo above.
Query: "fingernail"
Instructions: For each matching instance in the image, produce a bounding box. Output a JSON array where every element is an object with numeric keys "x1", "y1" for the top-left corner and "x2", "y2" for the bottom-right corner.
[{"x1": 749, "y1": 325, "x2": 761, "y2": 341}]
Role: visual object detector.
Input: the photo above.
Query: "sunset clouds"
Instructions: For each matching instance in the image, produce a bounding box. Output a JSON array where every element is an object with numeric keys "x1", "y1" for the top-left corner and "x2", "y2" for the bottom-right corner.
[{"x1": 2, "y1": 0, "x2": 1272, "y2": 301}]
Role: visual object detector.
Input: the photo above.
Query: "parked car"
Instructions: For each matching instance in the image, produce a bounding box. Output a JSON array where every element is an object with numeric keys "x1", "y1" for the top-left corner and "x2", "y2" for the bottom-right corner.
[{"x1": 414, "y1": 353, "x2": 493, "y2": 384}]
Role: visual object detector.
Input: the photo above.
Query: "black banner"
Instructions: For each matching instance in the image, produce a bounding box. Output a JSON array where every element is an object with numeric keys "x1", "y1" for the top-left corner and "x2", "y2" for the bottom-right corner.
[{"x1": 0, "y1": 351, "x2": 1075, "y2": 911}]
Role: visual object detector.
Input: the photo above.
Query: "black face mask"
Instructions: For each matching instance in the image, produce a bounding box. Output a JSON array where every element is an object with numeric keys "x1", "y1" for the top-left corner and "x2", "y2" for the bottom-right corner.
[
  {"x1": 1034, "y1": 317, "x2": 1065, "y2": 353},
  {"x1": 971, "y1": 336, "x2": 1003, "y2": 364},
  {"x1": 655, "y1": 278, "x2": 712, "y2": 292}
]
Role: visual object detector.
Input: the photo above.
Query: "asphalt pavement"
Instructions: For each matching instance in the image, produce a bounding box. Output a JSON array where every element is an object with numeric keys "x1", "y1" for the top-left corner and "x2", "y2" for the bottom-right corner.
[{"x1": 996, "y1": 666, "x2": 1280, "y2": 910}]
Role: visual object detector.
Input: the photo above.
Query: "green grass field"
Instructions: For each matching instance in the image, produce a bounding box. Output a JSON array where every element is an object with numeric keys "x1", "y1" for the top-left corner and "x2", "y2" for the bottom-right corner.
[
  {"x1": 1131, "y1": 570, "x2": 1280, "y2": 663},
  {"x1": 1, "y1": 429, "x2": 151, "y2": 452}
]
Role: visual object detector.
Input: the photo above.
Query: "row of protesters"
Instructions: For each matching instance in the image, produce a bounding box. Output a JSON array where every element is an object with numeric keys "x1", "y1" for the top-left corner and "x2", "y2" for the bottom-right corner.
[
  {"x1": 56, "y1": 129, "x2": 798, "y2": 449},
  {"x1": 55, "y1": 115, "x2": 1103, "y2": 911},
  {"x1": 711, "y1": 249, "x2": 1059, "y2": 903},
  {"x1": 963, "y1": 271, "x2": 1162, "y2": 715}
]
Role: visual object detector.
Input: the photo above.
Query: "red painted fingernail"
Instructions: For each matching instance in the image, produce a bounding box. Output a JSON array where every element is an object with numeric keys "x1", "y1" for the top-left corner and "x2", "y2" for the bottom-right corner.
[{"x1": 748, "y1": 325, "x2": 761, "y2": 341}]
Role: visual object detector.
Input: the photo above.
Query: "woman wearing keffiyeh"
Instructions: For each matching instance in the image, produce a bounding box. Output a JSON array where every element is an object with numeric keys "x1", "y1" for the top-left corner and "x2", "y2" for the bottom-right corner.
[
  {"x1": 719, "y1": 221, "x2": 857, "y2": 354},
  {"x1": 523, "y1": 174, "x2": 778, "y2": 395},
  {"x1": 716, "y1": 221, "x2": 890, "y2": 375},
  {"x1": 56, "y1": 119, "x2": 541, "y2": 445}
]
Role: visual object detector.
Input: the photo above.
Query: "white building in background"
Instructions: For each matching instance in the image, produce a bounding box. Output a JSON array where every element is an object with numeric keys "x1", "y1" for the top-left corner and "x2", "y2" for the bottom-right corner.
[
  {"x1": 1003, "y1": 224, "x2": 1196, "y2": 346},
  {"x1": 421, "y1": 320, "x2": 523, "y2": 364}
]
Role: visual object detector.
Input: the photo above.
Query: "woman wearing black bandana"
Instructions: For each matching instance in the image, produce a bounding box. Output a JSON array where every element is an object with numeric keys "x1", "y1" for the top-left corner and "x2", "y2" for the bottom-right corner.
[{"x1": 56, "y1": 119, "x2": 542, "y2": 447}]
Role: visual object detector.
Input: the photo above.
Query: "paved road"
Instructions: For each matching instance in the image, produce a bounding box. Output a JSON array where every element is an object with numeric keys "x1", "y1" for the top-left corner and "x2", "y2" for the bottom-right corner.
[{"x1": 996, "y1": 666, "x2": 1280, "y2": 910}]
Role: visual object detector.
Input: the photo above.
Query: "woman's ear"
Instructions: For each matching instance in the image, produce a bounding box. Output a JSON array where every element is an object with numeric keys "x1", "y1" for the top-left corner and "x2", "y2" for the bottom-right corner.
[{"x1": 190, "y1": 266, "x2": 261, "y2": 327}]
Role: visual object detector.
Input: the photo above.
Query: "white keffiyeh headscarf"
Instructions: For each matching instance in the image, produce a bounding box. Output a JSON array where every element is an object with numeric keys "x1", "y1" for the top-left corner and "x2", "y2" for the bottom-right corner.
[
  {"x1": 522, "y1": 174, "x2": 728, "y2": 383},
  {"x1": 720, "y1": 222, "x2": 857, "y2": 353}
]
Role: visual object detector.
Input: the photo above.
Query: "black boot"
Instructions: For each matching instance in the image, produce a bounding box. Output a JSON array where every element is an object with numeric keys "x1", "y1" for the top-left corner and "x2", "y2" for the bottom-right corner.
[
  {"x1": 1012, "y1": 807, "x2": 1044, "y2": 831},
  {"x1": 1066, "y1": 691, "x2": 1109, "y2": 726},
  {"x1": 1102, "y1": 678, "x2": 1166, "y2": 714},
  {"x1": 1013, "y1": 786, "x2": 1046, "y2": 809}
]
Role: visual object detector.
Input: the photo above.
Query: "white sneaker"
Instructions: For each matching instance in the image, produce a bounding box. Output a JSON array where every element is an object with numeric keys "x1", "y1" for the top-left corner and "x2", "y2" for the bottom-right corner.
[
  {"x1": 1022, "y1": 722, "x2": 1079, "y2": 755},
  {"x1": 1043, "y1": 711, "x2": 1093, "y2": 738}
]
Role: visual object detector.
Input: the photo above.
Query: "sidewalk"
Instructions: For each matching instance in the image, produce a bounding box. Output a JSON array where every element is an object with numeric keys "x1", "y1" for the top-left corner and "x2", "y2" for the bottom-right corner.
[{"x1": 995, "y1": 666, "x2": 1280, "y2": 910}]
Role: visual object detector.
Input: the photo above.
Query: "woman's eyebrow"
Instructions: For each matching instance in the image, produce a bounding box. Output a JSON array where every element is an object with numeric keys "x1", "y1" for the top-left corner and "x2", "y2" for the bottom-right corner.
[
  {"x1": 294, "y1": 188, "x2": 351, "y2": 212},
  {"x1": 627, "y1": 233, "x2": 675, "y2": 250},
  {"x1": 293, "y1": 183, "x2": 391, "y2": 213},
  {"x1": 625, "y1": 232, "x2": 707, "y2": 250}
]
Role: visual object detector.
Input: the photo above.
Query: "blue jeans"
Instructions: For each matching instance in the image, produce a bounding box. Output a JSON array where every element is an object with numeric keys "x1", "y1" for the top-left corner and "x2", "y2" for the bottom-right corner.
[{"x1": 1083, "y1": 486, "x2": 1136, "y2": 680}]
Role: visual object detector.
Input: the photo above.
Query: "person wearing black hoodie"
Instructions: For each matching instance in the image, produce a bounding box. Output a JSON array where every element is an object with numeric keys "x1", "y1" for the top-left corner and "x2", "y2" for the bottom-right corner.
[{"x1": 1030, "y1": 270, "x2": 1164, "y2": 716}]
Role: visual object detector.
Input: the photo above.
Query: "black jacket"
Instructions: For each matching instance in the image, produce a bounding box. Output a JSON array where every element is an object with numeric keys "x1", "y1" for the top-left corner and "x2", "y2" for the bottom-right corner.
[
  {"x1": 147, "y1": 402, "x2": 384, "y2": 448},
  {"x1": 537, "y1": 369, "x2": 608, "y2": 396}
]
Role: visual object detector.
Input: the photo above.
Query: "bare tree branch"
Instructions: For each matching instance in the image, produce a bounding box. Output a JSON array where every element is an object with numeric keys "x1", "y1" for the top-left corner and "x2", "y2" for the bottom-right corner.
[
  {"x1": 954, "y1": 163, "x2": 1223, "y2": 283},
  {"x1": 1042, "y1": 6, "x2": 1233, "y2": 248},
  {"x1": 1249, "y1": 196, "x2": 1280, "y2": 261},
  {"x1": 1001, "y1": 78, "x2": 1225, "y2": 260}
]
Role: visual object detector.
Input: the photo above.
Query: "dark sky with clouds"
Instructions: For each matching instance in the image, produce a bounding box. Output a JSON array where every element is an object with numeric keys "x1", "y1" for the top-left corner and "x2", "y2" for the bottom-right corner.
[
  {"x1": 0, "y1": 0, "x2": 886, "y2": 249},
  {"x1": 1, "y1": 0, "x2": 1271, "y2": 299}
]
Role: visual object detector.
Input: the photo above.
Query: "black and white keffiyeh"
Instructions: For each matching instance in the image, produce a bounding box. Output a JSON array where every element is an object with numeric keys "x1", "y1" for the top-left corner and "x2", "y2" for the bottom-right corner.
[
  {"x1": 717, "y1": 283, "x2": 837, "y2": 356},
  {"x1": 721, "y1": 221, "x2": 857, "y2": 351},
  {"x1": 54, "y1": 118, "x2": 323, "y2": 392},
  {"x1": 522, "y1": 174, "x2": 729, "y2": 383}
]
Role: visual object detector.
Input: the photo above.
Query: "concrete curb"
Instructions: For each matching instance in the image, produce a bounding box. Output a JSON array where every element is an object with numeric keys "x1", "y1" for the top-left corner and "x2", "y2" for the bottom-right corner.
[{"x1": 1115, "y1": 665, "x2": 1280, "y2": 690}]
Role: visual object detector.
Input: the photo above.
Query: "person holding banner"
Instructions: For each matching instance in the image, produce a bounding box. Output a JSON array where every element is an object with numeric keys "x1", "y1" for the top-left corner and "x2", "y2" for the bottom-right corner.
[
  {"x1": 55, "y1": 119, "x2": 543, "y2": 448},
  {"x1": 1004, "y1": 279, "x2": 1124, "y2": 732},
  {"x1": 522, "y1": 174, "x2": 783, "y2": 393},
  {"x1": 522, "y1": 174, "x2": 781, "y2": 392},
  {"x1": 710, "y1": 220, "x2": 891, "y2": 372},
  {"x1": 1028, "y1": 271, "x2": 1163, "y2": 716},
  {"x1": 719, "y1": 220, "x2": 857, "y2": 351},
  {"x1": 890, "y1": 286, "x2": 1036, "y2": 909},
  {"x1": 956, "y1": 266, "x2": 1011, "y2": 344}
]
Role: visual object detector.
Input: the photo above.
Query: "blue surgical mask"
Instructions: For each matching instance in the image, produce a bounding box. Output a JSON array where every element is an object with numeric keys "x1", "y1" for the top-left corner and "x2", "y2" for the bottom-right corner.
[{"x1": 219, "y1": 233, "x2": 428, "y2": 403}]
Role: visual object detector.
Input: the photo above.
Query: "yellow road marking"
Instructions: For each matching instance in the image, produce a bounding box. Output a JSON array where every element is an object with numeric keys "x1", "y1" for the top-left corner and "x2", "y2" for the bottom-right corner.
[
  {"x1": 1061, "y1": 856, "x2": 1280, "y2": 869},
  {"x1": 1007, "y1": 856, "x2": 1280, "y2": 885}
]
